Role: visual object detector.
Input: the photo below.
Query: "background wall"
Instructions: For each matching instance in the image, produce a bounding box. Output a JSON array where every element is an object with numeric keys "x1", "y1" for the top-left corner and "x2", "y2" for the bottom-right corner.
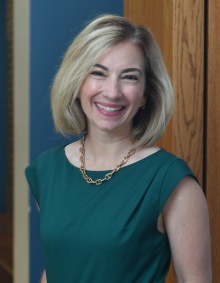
[{"x1": 29, "y1": 1, "x2": 123, "y2": 282}]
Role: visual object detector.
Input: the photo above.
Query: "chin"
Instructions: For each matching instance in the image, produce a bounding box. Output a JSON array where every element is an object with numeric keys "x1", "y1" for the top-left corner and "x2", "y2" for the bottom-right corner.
[{"x1": 96, "y1": 123, "x2": 130, "y2": 134}]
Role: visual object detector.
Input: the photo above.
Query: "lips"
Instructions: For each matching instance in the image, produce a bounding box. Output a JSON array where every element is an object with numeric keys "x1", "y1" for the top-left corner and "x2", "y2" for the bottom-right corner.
[{"x1": 96, "y1": 103, "x2": 124, "y2": 112}]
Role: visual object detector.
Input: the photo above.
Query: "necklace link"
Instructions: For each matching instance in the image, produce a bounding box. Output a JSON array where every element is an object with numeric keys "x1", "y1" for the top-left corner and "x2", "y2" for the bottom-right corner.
[{"x1": 79, "y1": 135, "x2": 136, "y2": 185}]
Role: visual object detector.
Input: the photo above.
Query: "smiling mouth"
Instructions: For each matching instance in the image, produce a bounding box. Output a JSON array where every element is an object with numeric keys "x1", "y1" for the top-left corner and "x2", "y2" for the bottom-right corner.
[{"x1": 96, "y1": 103, "x2": 124, "y2": 112}]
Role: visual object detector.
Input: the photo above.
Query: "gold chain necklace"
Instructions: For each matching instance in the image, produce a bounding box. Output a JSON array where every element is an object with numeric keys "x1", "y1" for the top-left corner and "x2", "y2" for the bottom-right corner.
[{"x1": 79, "y1": 135, "x2": 136, "y2": 185}]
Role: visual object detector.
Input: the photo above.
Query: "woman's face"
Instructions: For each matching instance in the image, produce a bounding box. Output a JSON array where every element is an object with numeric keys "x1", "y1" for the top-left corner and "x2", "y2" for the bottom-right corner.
[{"x1": 79, "y1": 40, "x2": 146, "y2": 136}]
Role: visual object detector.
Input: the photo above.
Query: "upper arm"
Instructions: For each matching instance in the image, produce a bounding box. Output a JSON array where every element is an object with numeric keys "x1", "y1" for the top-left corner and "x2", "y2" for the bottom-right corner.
[
  {"x1": 163, "y1": 176, "x2": 212, "y2": 283},
  {"x1": 40, "y1": 270, "x2": 47, "y2": 283}
]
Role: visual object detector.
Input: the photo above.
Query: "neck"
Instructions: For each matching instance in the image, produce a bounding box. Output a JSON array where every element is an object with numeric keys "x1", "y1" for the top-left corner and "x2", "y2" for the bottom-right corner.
[
  {"x1": 81, "y1": 132, "x2": 136, "y2": 171},
  {"x1": 79, "y1": 134, "x2": 136, "y2": 185}
]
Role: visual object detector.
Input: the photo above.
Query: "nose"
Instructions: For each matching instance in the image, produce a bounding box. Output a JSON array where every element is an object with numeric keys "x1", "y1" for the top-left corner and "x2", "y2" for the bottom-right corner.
[{"x1": 103, "y1": 77, "x2": 122, "y2": 100}]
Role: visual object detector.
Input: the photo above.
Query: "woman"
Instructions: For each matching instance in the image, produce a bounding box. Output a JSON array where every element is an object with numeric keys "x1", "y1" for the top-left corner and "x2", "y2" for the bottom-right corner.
[{"x1": 26, "y1": 14, "x2": 211, "y2": 283}]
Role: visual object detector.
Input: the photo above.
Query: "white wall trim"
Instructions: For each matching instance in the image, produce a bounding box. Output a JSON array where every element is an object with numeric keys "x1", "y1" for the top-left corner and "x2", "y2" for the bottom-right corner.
[{"x1": 13, "y1": 0, "x2": 30, "y2": 282}]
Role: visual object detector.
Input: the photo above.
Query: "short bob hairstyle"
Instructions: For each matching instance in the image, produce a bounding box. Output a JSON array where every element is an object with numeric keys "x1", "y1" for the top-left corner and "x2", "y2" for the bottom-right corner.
[{"x1": 51, "y1": 14, "x2": 174, "y2": 147}]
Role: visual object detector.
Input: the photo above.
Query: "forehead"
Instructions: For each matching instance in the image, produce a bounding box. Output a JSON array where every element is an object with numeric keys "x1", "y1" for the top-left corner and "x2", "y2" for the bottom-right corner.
[{"x1": 96, "y1": 41, "x2": 145, "y2": 69}]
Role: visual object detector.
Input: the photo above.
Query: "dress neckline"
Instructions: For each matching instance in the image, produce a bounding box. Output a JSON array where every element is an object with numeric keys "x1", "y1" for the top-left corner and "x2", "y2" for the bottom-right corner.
[{"x1": 62, "y1": 144, "x2": 164, "y2": 173}]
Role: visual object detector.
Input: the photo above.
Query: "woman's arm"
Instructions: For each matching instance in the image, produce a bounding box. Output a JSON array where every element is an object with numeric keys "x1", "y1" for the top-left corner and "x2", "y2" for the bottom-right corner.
[
  {"x1": 163, "y1": 176, "x2": 212, "y2": 283},
  {"x1": 40, "y1": 270, "x2": 47, "y2": 283}
]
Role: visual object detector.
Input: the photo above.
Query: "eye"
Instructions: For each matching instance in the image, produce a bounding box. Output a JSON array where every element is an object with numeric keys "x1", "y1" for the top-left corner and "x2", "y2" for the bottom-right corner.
[
  {"x1": 91, "y1": 71, "x2": 105, "y2": 77},
  {"x1": 123, "y1": 75, "x2": 138, "y2": 81}
]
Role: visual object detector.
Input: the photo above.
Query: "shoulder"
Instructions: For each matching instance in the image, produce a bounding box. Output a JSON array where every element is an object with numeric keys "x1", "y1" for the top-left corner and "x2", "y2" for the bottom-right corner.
[
  {"x1": 38, "y1": 144, "x2": 66, "y2": 159},
  {"x1": 159, "y1": 149, "x2": 195, "y2": 176},
  {"x1": 135, "y1": 146, "x2": 195, "y2": 178},
  {"x1": 25, "y1": 144, "x2": 66, "y2": 177},
  {"x1": 135, "y1": 146, "x2": 177, "y2": 163},
  {"x1": 153, "y1": 149, "x2": 198, "y2": 213},
  {"x1": 25, "y1": 144, "x2": 67, "y2": 204},
  {"x1": 143, "y1": 147, "x2": 194, "y2": 174},
  {"x1": 33, "y1": 144, "x2": 66, "y2": 165}
]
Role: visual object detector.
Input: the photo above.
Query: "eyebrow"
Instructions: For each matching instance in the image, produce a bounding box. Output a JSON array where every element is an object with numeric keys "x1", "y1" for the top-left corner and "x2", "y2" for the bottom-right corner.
[
  {"x1": 94, "y1": 64, "x2": 143, "y2": 75},
  {"x1": 94, "y1": 64, "x2": 108, "y2": 71}
]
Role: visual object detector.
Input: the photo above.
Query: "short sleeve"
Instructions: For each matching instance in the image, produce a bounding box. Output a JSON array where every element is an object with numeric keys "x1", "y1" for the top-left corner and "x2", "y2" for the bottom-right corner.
[
  {"x1": 25, "y1": 160, "x2": 40, "y2": 206},
  {"x1": 158, "y1": 158, "x2": 198, "y2": 213}
]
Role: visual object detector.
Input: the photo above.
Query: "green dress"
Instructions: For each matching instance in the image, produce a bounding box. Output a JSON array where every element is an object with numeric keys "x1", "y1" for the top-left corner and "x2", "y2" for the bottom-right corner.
[{"x1": 25, "y1": 144, "x2": 196, "y2": 283}]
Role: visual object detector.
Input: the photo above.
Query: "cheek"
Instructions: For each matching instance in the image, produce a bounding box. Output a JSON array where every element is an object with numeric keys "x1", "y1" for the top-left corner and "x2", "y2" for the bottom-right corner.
[
  {"x1": 129, "y1": 87, "x2": 145, "y2": 107},
  {"x1": 78, "y1": 84, "x2": 91, "y2": 102},
  {"x1": 80, "y1": 79, "x2": 101, "y2": 99}
]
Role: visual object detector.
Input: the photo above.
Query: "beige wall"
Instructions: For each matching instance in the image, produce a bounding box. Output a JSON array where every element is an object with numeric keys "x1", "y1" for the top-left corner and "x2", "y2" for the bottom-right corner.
[{"x1": 13, "y1": 0, "x2": 30, "y2": 282}]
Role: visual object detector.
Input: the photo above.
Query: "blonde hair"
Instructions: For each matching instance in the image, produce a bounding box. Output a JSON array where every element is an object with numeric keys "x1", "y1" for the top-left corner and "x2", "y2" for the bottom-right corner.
[{"x1": 51, "y1": 14, "x2": 174, "y2": 146}]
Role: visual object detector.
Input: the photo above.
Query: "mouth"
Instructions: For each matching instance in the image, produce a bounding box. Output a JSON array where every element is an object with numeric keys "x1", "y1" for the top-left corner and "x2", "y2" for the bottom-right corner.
[{"x1": 95, "y1": 103, "x2": 124, "y2": 113}]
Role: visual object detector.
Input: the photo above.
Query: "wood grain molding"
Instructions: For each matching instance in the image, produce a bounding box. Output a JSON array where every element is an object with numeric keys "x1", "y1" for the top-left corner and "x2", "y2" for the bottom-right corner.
[{"x1": 172, "y1": 0, "x2": 204, "y2": 183}]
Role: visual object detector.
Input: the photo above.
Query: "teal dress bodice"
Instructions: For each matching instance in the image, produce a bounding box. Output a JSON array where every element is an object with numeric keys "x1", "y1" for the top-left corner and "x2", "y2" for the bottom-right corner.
[{"x1": 26, "y1": 145, "x2": 196, "y2": 283}]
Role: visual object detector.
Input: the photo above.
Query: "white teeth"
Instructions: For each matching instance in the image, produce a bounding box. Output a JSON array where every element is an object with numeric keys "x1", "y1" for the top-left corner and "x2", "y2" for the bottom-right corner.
[{"x1": 96, "y1": 103, "x2": 123, "y2": 112}]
